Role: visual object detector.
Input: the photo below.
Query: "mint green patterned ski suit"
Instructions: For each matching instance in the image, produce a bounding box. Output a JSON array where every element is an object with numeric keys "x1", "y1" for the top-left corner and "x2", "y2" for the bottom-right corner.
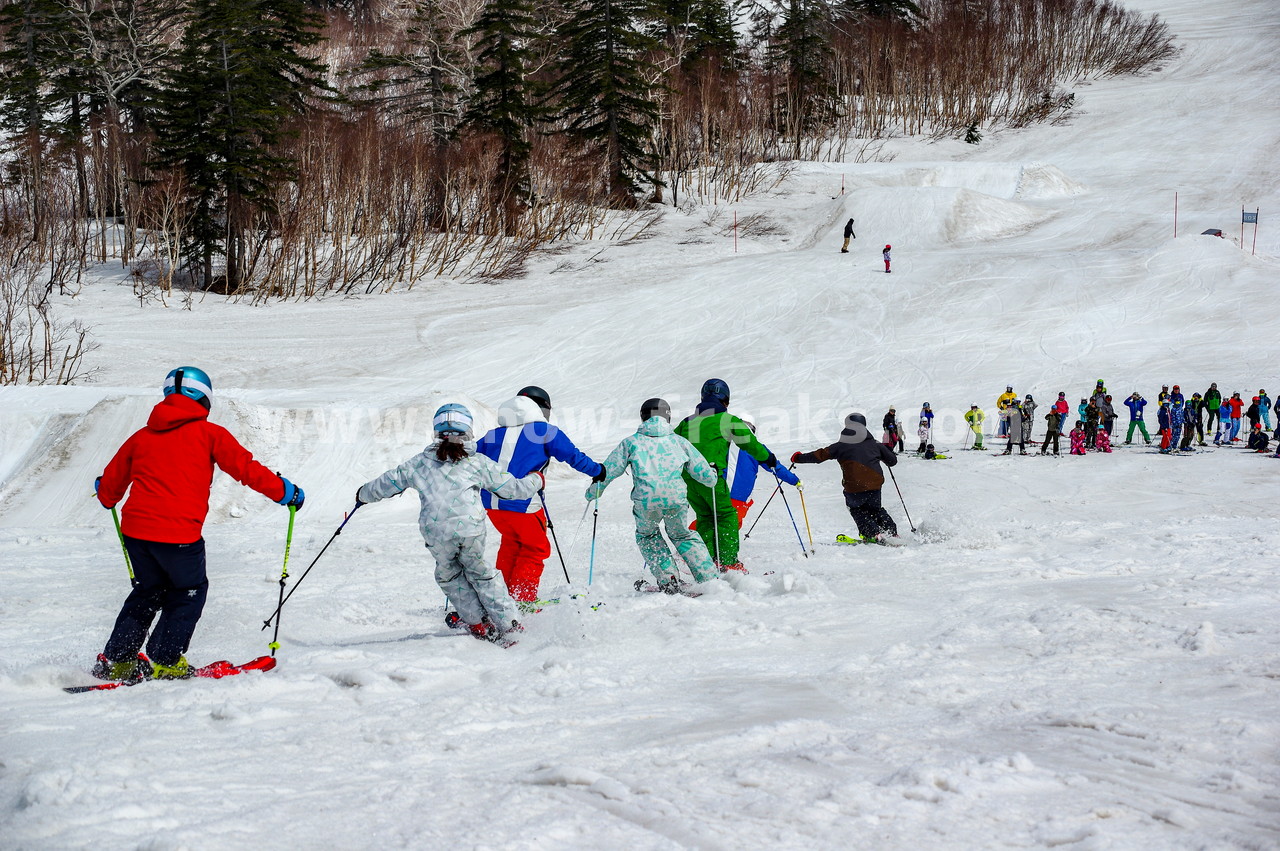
[
  {"x1": 358, "y1": 441, "x2": 542, "y2": 631},
  {"x1": 586, "y1": 417, "x2": 719, "y2": 583}
]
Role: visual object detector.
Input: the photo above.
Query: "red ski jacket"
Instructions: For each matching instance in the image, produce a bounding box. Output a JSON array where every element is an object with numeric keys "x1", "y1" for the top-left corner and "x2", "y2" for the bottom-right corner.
[{"x1": 97, "y1": 395, "x2": 285, "y2": 543}]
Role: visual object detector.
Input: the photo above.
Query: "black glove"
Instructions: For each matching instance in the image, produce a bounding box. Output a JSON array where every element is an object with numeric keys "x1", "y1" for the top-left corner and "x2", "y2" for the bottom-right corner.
[
  {"x1": 764, "y1": 452, "x2": 778, "y2": 469},
  {"x1": 591, "y1": 468, "x2": 607, "y2": 483},
  {"x1": 354, "y1": 487, "x2": 366, "y2": 507}
]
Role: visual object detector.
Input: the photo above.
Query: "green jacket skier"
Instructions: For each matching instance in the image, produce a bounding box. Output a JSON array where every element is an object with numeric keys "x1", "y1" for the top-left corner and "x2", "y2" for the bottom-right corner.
[
  {"x1": 587, "y1": 399, "x2": 719, "y2": 590},
  {"x1": 673, "y1": 379, "x2": 791, "y2": 571}
]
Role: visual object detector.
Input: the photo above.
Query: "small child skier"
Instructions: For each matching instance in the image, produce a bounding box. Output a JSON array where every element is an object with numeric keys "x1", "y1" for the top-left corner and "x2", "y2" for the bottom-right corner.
[
  {"x1": 1095, "y1": 424, "x2": 1113, "y2": 453},
  {"x1": 1040, "y1": 411, "x2": 1060, "y2": 455},
  {"x1": 916, "y1": 418, "x2": 931, "y2": 454},
  {"x1": 1069, "y1": 421, "x2": 1087, "y2": 455},
  {"x1": 1214, "y1": 400, "x2": 1231, "y2": 445},
  {"x1": 587, "y1": 398, "x2": 722, "y2": 593},
  {"x1": 356, "y1": 403, "x2": 544, "y2": 643},
  {"x1": 965, "y1": 405, "x2": 985, "y2": 449},
  {"x1": 883, "y1": 244, "x2": 892, "y2": 273}
]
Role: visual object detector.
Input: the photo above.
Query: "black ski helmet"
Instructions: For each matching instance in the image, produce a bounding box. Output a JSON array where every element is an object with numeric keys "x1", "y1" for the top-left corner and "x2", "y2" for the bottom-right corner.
[
  {"x1": 701, "y1": 378, "x2": 730, "y2": 405},
  {"x1": 517, "y1": 385, "x2": 552, "y2": 417},
  {"x1": 641, "y1": 398, "x2": 671, "y2": 422}
]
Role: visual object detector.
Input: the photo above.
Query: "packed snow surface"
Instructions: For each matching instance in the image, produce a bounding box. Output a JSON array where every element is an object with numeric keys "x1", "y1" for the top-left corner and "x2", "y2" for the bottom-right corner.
[{"x1": 2, "y1": 0, "x2": 1279, "y2": 847}]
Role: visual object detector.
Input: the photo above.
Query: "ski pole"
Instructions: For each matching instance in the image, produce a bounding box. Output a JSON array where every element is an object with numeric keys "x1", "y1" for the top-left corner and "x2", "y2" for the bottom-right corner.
[
  {"x1": 538, "y1": 491, "x2": 572, "y2": 584},
  {"x1": 709, "y1": 480, "x2": 721, "y2": 567},
  {"x1": 744, "y1": 482, "x2": 781, "y2": 538},
  {"x1": 887, "y1": 467, "x2": 916, "y2": 533},
  {"x1": 109, "y1": 506, "x2": 137, "y2": 586},
  {"x1": 777, "y1": 486, "x2": 809, "y2": 558},
  {"x1": 797, "y1": 484, "x2": 815, "y2": 554},
  {"x1": 587, "y1": 499, "x2": 599, "y2": 585},
  {"x1": 268, "y1": 505, "x2": 297, "y2": 657},
  {"x1": 262, "y1": 503, "x2": 361, "y2": 633}
]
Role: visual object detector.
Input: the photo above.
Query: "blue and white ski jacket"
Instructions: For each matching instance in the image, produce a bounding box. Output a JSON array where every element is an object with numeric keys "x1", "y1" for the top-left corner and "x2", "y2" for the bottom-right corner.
[{"x1": 477, "y1": 396, "x2": 603, "y2": 513}]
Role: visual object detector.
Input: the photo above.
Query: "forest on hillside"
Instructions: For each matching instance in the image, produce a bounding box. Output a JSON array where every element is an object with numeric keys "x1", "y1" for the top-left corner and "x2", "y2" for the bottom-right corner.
[{"x1": 0, "y1": 0, "x2": 1174, "y2": 384}]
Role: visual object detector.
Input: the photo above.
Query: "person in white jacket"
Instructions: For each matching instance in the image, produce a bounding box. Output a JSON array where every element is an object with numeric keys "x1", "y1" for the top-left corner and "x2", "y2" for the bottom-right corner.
[{"x1": 356, "y1": 403, "x2": 543, "y2": 643}]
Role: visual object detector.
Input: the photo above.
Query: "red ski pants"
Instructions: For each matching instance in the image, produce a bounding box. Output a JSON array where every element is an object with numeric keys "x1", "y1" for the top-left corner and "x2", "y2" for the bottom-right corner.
[{"x1": 487, "y1": 509, "x2": 551, "y2": 602}]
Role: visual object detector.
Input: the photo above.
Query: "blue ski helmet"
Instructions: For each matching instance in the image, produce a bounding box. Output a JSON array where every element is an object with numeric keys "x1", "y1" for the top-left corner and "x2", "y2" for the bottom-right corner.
[
  {"x1": 163, "y1": 366, "x2": 213, "y2": 410},
  {"x1": 701, "y1": 378, "x2": 730, "y2": 405},
  {"x1": 433, "y1": 403, "x2": 473, "y2": 436}
]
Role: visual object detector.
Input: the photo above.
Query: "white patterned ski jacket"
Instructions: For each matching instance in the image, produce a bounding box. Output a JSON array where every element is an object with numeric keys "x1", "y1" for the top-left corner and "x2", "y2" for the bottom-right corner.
[
  {"x1": 586, "y1": 417, "x2": 716, "y2": 510},
  {"x1": 359, "y1": 442, "x2": 543, "y2": 546}
]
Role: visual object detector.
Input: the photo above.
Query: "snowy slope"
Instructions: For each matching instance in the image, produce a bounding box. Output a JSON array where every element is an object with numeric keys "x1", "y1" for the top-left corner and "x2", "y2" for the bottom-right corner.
[{"x1": 3, "y1": 0, "x2": 1280, "y2": 847}]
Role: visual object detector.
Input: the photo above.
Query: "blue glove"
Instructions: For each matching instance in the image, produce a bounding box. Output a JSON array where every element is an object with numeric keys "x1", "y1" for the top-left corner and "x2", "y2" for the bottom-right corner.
[
  {"x1": 773, "y1": 465, "x2": 800, "y2": 487},
  {"x1": 277, "y1": 477, "x2": 305, "y2": 510},
  {"x1": 94, "y1": 476, "x2": 112, "y2": 508}
]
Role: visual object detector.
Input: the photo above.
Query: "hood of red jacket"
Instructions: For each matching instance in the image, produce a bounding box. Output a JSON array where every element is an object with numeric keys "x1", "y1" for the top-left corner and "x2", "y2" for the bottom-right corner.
[{"x1": 146, "y1": 394, "x2": 210, "y2": 432}]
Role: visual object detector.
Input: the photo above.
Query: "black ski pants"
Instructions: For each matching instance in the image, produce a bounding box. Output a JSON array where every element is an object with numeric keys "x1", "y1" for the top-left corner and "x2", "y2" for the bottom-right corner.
[
  {"x1": 104, "y1": 537, "x2": 208, "y2": 666},
  {"x1": 844, "y1": 490, "x2": 897, "y2": 538},
  {"x1": 1040, "y1": 431, "x2": 1060, "y2": 455}
]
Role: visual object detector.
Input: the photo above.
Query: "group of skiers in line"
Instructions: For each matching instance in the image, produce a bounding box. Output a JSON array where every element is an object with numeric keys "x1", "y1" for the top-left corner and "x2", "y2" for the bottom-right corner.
[
  {"x1": 86, "y1": 368, "x2": 905, "y2": 677},
  {"x1": 876, "y1": 380, "x2": 1280, "y2": 459}
]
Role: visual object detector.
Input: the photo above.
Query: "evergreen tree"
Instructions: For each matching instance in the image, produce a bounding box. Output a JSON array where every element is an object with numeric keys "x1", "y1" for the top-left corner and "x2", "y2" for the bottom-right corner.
[
  {"x1": 551, "y1": 0, "x2": 663, "y2": 205},
  {"x1": 152, "y1": 0, "x2": 326, "y2": 290},
  {"x1": 768, "y1": 0, "x2": 831, "y2": 158},
  {"x1": 459, "y1": 0, "x2": 542, "y2": 232},
  {"x1": 657, "y1": 0, "x2": 737, "y2": 70}
]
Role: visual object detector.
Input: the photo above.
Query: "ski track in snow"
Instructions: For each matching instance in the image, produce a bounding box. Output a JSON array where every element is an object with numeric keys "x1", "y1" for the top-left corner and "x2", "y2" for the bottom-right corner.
[{"x1": 3, "y1": 0, "x2": 1280, "y2": 847}]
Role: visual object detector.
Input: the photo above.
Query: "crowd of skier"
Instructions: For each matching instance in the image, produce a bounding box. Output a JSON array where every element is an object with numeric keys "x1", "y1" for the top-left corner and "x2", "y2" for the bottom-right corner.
[
  {"x1": 82, "y1": 367, "x2": 1278, "y2": 679},
  {"x1": 886, "y1": 380, "x2": 1280, "y2": 458}
]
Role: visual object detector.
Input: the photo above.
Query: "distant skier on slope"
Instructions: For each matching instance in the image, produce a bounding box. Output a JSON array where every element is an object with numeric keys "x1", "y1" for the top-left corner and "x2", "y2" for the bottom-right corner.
[
  {"x1": 674, "y1": 379, "x2": 797, "y2": 573},
  {"x1": 1203, "y1": 383, "x2": 1222, "y2": 433},
  {"x1": 1258, "y1": 389, "x2": 1272, "y2": 431},
  {"x1": 356, "y1": 404, "x2": 543, "y2": 644},
  {"x1": 1069, "y1": 421, "x2": 1087, "y2": 455},
  {"x1": 883, "y1": 244, "x2": 892, "y2": 273},
  {"x1": 791, "y1": 412, "x2": 900, "y2": 544},
  {"x1": 1124, "y1": 392, "x2": 1152, "y2": 444},
  {"x1": 476, "y1": 387, "x2": 604, "y2": 604},
  {"x1": 1020, "y1": 394, "x2": 1037, "y2": 444},
  {"x1": 588, "y1": 398, "x2": 722, "y2": 594},
  {"x1": 1039, "y1": 411, "x2": 1061, "y2": 456},
  {"x1": 841, "y1": 218, "x2": 856, "y2": 253},
  {"x1": 965, "y1": 405, "x2": 985, "y2": 449},
  {"x1": 90, "y1": 366, "x2": 305, "y2": 682},
  {"x1": 996, "y1": 386, "x2": 1017, "y2": 438},
  {"x1": 1002, "y1": 401, "x2": 1027, "y2": 455},
  {"x1": 1053, "y1": 392, "x2": 1070, "y2": 433},
  {"x1": 882, "y1": 406, "x2": 904, "y2": 453}
]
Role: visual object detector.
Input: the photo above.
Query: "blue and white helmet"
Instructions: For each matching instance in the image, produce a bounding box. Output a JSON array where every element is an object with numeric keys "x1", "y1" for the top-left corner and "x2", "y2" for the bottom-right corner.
[
  {"x1": 433, "y1": 403, "x2": 473, "y2": 437},
  {"x1": 164, "y1": 366, "x2": 213, "y2": 409}
]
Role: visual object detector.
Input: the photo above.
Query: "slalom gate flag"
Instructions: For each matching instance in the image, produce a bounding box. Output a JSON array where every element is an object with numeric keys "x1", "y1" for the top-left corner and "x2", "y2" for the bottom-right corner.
[{"x1": 1243, "y1": 211, "x2": 1258, "y2": 224}]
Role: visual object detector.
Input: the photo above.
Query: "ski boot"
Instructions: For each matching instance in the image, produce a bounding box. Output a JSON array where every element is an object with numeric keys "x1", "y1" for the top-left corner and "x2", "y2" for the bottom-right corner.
[
  {"x1": 150, "y1": 656, "x2": 192, "y2": 680},
  {"x1": 657, "y1": 575, "x2": 690, "y2": 595},
  {"x1": 91, "y1": 652, "x2": 152, "y2": 682}
]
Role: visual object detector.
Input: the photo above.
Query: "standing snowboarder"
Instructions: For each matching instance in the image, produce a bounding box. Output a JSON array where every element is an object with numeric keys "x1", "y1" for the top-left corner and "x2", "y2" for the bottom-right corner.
[
  {"x1": 791, "y1": 413, "x2": 899, "y2": 543},
  {"x1": 476, "y1": 387, "x2": 604, "y2": 604},
  {"x1": 674, "y1": 379, "x2": 796, "y2": 572},
  {"x1": 588, "y1": 399, "x2": 722, "y2": 593},
  {"x1": 90, "y1": 367, "x2": 305, "y2": 682},
  {"x1": 841, "y1": 218, "x2": 856, "y2": 253},
  {"x1": 357, "y1": 403, "x2": 544, "y2": 643},
  {"x1": 1002, "y1": 401, "x2": 1027, "y2": 455},
  {"x1": 882, "y1": 244, "x2": 892, "y2": 273}
]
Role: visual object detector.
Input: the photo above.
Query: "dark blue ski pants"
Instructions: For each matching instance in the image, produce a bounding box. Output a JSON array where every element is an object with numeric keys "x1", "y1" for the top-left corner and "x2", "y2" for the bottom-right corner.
[{"x1": 103, "y1": 537, "x2": 208, "y2": 666}]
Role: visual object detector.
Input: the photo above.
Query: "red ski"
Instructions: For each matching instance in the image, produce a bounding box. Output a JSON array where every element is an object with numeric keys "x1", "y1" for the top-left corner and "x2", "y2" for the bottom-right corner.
[{"x1": 65, "y1": 655, "x2": 277, "y2": 693}]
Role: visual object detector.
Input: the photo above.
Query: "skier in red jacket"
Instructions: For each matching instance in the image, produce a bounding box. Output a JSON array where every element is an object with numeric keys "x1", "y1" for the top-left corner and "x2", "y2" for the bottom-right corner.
[{"x1": 91, "y1": 366, "x2": 304, "y2": 681}]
